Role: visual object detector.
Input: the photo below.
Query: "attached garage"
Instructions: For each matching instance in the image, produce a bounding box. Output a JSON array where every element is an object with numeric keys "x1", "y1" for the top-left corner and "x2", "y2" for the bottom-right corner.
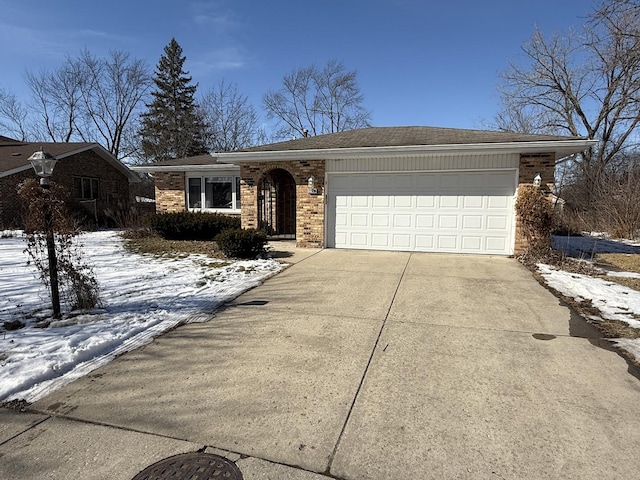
[
  {"x1": 211, "y1": 126, "x2": 596, "y2": 255},
  {"x1": 326, "y1": 170, "x2": 516, "y2": 254}
]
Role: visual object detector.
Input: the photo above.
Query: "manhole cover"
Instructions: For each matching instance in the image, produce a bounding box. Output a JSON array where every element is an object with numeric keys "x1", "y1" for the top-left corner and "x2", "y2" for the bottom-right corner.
[{"x1": 132, "y1": 452, "x2": 243, "y2": 480}]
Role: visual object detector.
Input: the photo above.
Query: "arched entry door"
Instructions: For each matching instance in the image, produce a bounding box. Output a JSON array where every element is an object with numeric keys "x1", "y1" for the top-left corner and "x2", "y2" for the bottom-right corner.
[{"x1": 258, "y1": 169, "x2": 296, "y2": 239}]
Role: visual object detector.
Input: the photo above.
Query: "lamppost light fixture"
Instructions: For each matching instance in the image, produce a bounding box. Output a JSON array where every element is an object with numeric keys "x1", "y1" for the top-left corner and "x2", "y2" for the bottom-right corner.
[
  {"x1": 28, "y1": 148, "x2": 61, "y2": 319},
  {"x1": 28, "y1": 149, "x2": 57, "y2": 178}
]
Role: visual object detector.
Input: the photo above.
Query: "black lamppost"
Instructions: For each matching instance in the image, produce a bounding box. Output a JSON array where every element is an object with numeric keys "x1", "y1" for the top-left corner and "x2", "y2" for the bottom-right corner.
[{"x1": 28, "y1": 149, "x2": 61, "y2": 319}]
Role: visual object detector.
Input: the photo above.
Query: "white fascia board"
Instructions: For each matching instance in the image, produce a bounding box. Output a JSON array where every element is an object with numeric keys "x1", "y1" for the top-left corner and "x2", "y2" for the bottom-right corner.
[
  {"x1": 130, "y1": 164, "x2": 240, "y2": 173},
  {"x1": 216, "y1": 139, "x2": 597, "y2": 163}
]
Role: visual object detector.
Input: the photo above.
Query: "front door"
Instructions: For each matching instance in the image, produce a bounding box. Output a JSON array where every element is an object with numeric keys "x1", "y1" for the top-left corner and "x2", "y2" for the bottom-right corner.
[{"x1": 258, "y1": 169, "x2": 296, "y2": 238}]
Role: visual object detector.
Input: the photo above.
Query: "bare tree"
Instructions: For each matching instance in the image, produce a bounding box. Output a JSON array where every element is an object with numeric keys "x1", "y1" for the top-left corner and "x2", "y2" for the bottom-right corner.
[
  {"x1": 199, "y1": 80, "x2": 262, "y2": 152},
  {"x1": 263, "y1": 59, "x2": 371, "y2": 140},
  {"x1": 0, "y1": 89, "x2": 30, "y2": 141},
  {"x1": 496, "y1": 0, "x2": 640, "y2": 193},
  {"x1": 75, "y1": 50, "x2": 152, "y2": 160},
  {"x1": 26, "y1": 61, "x2": 84, "y2": 143},
  {"x1": 9, "y1": 50, "x2": 150, "y2": 160}
]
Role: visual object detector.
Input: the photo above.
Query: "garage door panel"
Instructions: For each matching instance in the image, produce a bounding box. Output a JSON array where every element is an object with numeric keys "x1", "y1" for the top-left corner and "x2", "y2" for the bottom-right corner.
[
  {"x1": 392, "y1": 234, "x2": 412, "y2": 249},
  {"x1": 415, "y1": 235, "x2": 434, "y2": 249},
  {"x1": 486, "y1": 237, "x2": 508, "y2": 252},
  {"x1": 461, "y1": 236, "x2": 483, "y2": 250},
  {"x1": 439, "y1": 196, "x2": 459, "y2": 208},
  {"x1": 463, "y1": 196, "x2": 484, "y2": 208},
  {"x1": 350, "y1": 196, "x2": 370, "y2": 208},
  {"x1": 487, "y1": 196, "x2": 509, "y2": 208},
  {"x1": 438, "y1": 215, "x2": 458, "y2": 229},
  {"x1": 437, "y1": 236, "x2": 458, "y2": 249},
  {"x1": 416, "y1": 214, "x2": 435, "y2": 228},
  {"x1": 351, "y1": 214, "x2": 369, "y2": 227},
  {"x1": 372, "y1": 214, "x2": 390, "y2": 227},
  {"x1": 372, "y1": 196, "x2": 391, "y2": 207},
  {"x1": 335, "y1": 213, "x2": 348, "y2": 227},
  {"x1": 393, "y1": 215, "x2": 412, "y2": 228},
  {"x1": 462, "y1": 215, "x2": 483, "y2": 229},
  {"x1": 371, "y1": 233, "x2": 390, "y2": 247},
  {"x1": 350, "y1": 233, "x2": 368, "y2": 246},
  {"x1": 393, "y1": 196, "x2": 412, "y2": 208},
  {"x1": 329, "y1": 171, "x2": 515, "y2": 255},
  {"x1": 416, "y1": 196, "x2": 436, "y2": 208},
  {"x1": 487, "y1": 216, "x2": 508, "y2": 230}
]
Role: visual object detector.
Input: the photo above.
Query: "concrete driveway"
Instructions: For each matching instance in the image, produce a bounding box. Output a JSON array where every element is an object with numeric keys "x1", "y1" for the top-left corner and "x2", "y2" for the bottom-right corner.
[{"x1": 2, "y1": 249, "x2": 640, "y2": 479}]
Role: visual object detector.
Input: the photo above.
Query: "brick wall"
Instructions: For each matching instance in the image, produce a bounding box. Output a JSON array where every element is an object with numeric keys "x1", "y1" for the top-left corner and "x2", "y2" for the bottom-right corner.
[
  {"x1": 0, "y1": 169, "x2": 33, "y2": 229},
  {"x1": 514, "y1": 152, "x2": 555, "y2": 255},
  {"x1": 240, "y1": 160, "x2": 326, "y2": 247},
  {"x1": 154, "y1": 172, "x2": 186, "y2": 213},
  {"x1": 0, "y1": 150, "x2": 131, "y2": 229}
]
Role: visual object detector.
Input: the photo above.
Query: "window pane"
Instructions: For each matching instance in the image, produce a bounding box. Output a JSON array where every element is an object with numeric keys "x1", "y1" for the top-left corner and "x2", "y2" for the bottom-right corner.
[
  {"x1": 82, "y1": 178, "x2": 91, "y2": 199},
  {"x1": 91, "y1": 179, "x2": 99, "y2": 199},
  {"x1": 234, "y1": 177, "x2": 241, "y2": 209},
  {"x1": 73, "y1": 177, "x2": 83, "y2": 198},
  {"x1": 188, "y1": 178, "x2": 201, "y2": 208},
  {"x1": 206, "y1": 177, "x2": 232, "y2": 208}
]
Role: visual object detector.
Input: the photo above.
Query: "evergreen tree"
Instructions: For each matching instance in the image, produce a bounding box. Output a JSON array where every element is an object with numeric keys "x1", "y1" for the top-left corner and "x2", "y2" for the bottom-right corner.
[{"x1": 139, "y1": 38, "x2": 207, "y2": 162}]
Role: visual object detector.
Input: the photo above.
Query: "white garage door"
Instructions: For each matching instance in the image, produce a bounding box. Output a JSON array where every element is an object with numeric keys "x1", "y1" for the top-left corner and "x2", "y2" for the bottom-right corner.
[{"x1": 327, "y1": 170, "x2": 516, "y2": 255}]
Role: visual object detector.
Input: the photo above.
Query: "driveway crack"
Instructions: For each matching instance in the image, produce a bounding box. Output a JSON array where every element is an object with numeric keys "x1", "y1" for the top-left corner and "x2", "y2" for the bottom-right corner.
[{"x1": 325, "y1": 253, "x2": 412, "y2": 474}]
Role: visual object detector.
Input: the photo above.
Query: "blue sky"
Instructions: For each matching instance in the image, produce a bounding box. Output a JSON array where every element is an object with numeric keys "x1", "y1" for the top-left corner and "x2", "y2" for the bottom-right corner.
[{"x1": 1, "y1": 0, "x2": 594, "y2": 132}]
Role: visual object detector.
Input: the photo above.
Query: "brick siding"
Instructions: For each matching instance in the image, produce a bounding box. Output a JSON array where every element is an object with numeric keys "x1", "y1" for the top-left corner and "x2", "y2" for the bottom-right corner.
[
  {"x1": 240, "y1": 160, "x2": 326, "y2": 247},
  {"x1": 154, "y1": 172, "x2": 186, "y2": 213}
]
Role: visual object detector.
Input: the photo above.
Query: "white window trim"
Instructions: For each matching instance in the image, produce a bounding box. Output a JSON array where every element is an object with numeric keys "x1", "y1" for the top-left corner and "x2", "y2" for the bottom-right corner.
[{"x1": 186, "y1": 173, "x2": 241, "y2": 214}]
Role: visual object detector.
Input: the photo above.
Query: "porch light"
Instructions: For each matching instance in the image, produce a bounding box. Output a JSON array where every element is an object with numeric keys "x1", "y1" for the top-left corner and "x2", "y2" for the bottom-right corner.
[
  {"x1": 28, "y1": 149, "x2": 58, "y2": 178},
  {"x1": 533, "y1": 173, "x2": 542, "y2": 188},
  {"x1": 308, "y1": 176, "x2": 318, "y2": 195}
]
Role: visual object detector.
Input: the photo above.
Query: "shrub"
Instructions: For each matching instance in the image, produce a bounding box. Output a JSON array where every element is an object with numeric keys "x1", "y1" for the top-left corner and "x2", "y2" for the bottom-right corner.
[
  {"x1": 149, "y1": 212, "x2": 240, "y2": 240},
  {"x1": 215, "y1": 228, "x2": 268, "y2": 259},
  {"x1": 18, "y1": 178, "x2": 102, "y2": 315},
  {"x1": 515, "y1": 185, "x2": 555, "y2": 254}
]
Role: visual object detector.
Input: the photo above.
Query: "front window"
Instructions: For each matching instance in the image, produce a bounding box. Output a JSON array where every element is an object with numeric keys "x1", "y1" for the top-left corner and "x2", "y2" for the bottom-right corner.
[
  {"x1": 188, "y1": 178, "x2": 201, "y2": 208},
  {"x1": 187, "y1": 175, "x2": 241, "y2": 212},
  {"x1": 73, "y1": 177, "x2": 99, "y2": 200}
]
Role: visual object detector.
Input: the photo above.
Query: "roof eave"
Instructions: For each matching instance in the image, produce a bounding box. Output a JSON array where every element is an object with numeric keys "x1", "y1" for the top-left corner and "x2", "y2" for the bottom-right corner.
[
  {"x1": 216, "y1": 139, "x2": 597, "y2": 163},
  {"x1": 130, "y1": 163, "x2": 239, "y2": 173}
]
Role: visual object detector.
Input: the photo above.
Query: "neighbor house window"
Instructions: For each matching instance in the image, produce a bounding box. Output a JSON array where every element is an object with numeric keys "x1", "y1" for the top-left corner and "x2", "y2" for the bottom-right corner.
[
  {"x1": 73, "y1": 177, "x2": 99, "y2": 200},
  {"x1": 187, "y1": 175, "x2": 241, "y2": 211}
]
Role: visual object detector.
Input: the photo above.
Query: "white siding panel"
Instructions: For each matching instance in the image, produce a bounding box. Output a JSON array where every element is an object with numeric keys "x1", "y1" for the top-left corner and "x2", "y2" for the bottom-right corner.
[{"x1": 326, "y1": 153, "x2": 518, "y2": 173}]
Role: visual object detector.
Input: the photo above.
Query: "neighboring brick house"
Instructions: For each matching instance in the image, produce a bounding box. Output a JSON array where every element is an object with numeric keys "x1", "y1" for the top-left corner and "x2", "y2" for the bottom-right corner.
[
  {"x1": 136, "y1": 126, "x2": 595, "y2": 256},
  {"x1": 0, "y1": 137, "x2": 141, "y2": 228}
]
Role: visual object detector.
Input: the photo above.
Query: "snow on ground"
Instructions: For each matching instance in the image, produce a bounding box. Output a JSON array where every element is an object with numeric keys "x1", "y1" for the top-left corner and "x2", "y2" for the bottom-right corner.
[
  {"x1": 542, "y1": 234, "x2": 640, "y2": 363},
  {"x1": 0, "y1": 230, "x2": 284, "y2": 403}
]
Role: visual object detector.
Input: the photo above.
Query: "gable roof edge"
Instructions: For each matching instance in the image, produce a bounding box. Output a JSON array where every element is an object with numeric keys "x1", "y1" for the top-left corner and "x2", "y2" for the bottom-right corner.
[{"x1": 216, "y1": 139, "x2": 597, "y2": 163}]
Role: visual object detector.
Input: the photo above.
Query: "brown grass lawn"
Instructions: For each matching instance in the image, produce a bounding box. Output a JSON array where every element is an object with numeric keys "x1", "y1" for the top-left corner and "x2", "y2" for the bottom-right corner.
[
  {"x1": 122, "y1": 234, "x2": 227, "y2": 261},
  {"x1": 596, "y1": 253, "x2": 640, "y2": 292}
]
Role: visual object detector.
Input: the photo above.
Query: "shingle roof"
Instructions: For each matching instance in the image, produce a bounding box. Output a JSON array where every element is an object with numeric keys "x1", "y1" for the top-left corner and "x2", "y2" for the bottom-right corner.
[
  {"x1": 140, "y1": 153, "x2": 218, "y2": 167},
  {"x1": 0, "y1": 139, "x2": 139, "y2": 181},
  {"x1": 0, "y1": 140, "x2": 97, "y2": 174},
  {"x1": 240, "y1": 126, "x2": 585, "y2": 152}
]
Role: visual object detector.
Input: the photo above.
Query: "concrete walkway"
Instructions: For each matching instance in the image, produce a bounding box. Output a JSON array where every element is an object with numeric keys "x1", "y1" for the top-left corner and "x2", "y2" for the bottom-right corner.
[{"x1": 2, "y1": 248, "x2": 640, "y2": 479}]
